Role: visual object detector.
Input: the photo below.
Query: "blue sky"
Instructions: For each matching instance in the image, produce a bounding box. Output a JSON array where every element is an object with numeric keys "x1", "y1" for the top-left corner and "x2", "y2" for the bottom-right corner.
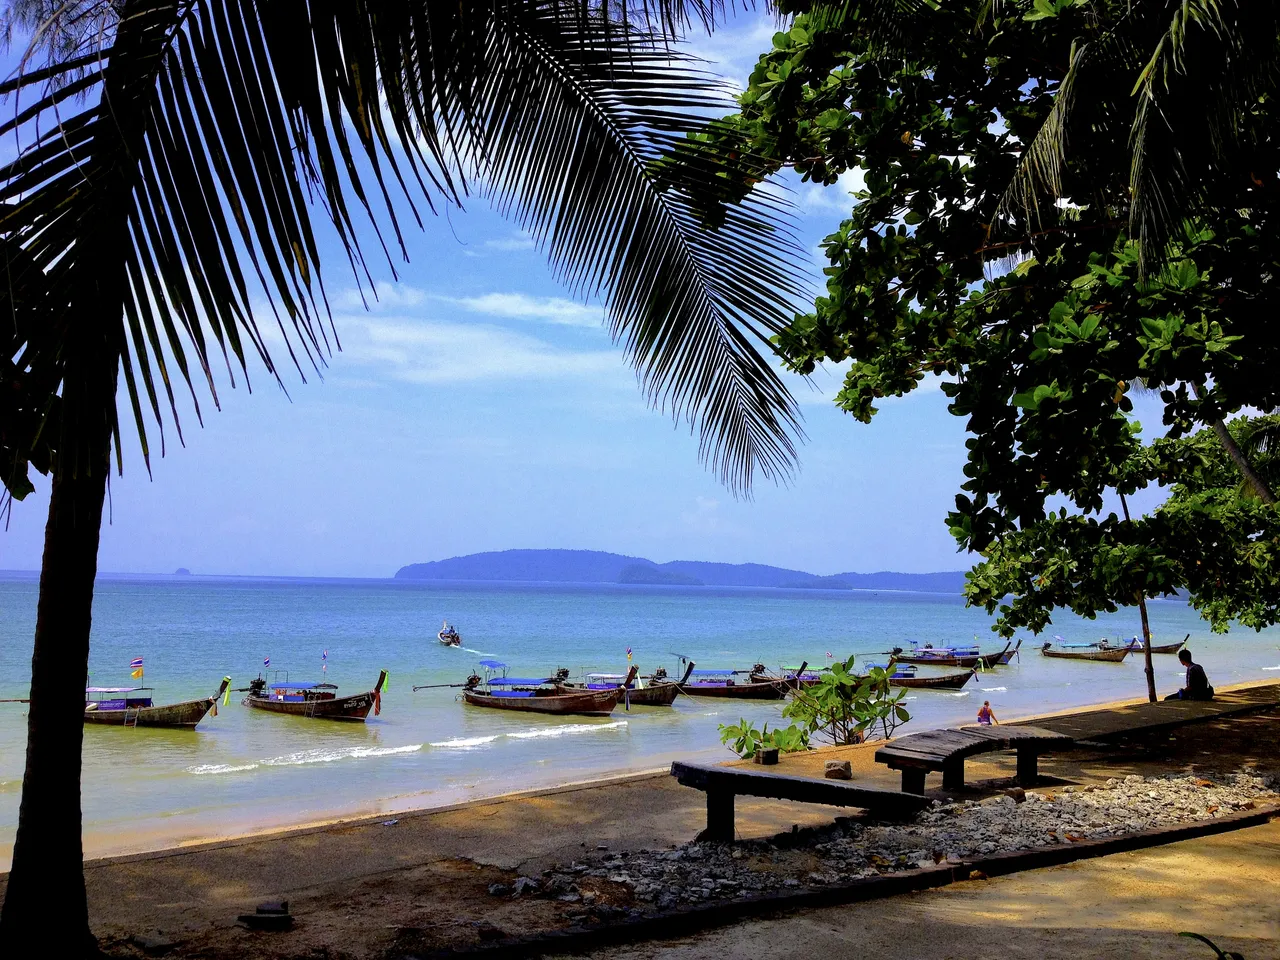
[{"x1": 0, "y1": 9, "x2": 1161, "y2": 578}]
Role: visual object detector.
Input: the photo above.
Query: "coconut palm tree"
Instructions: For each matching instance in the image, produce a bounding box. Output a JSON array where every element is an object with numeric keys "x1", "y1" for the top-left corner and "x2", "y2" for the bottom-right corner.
[{"x1": 0, "y1": 1, "x2": 807, "y2": 950}]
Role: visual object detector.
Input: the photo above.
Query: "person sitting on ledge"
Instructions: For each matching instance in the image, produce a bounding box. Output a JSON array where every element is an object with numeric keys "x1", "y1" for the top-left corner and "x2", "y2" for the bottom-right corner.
[
  {"x1": 1164, "y1": 649, "x2": 1215, "y2": 701},
  {"x1": 977, "y1": 700, "x2": 998, "y2": 725}
]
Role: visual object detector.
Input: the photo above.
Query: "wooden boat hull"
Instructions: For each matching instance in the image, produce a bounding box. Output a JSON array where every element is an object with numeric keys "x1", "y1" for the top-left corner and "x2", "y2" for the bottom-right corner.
[
  {"x1": 675, "y1": 680, "x2": 787, "y2": 700},
  {"x1": 463, "y1": 687, "x2": 619, "y2": 716},
  {"x1": 1112, "y1": 640, "x2": 1184, "y2": 654},
  {"x1": 244, "y1": 672, "x2": 385, "y2": 721},
  {"x1": 996, "y1": 639, "x2": 1023, "y2": 664},
  {"x1": 84, "y1": 696, "x2": 217, "y2": 729},
  {"x1": 559, "y1": 683, "x2": 681, "y2": 706},
  {"x1": 889, "y1": 670, "x2": 976, "y2": 690},
  {"x1": 1040, "y1": 646, "x2": 1130, "y2": 662},
  {"x1": 894, "y1": 642, "x2": 1012, "y2": 669}
]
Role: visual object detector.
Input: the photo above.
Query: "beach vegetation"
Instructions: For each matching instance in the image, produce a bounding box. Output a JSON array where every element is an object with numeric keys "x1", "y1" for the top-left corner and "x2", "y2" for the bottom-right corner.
[
  {"x1": 719, "y1": 717, "x2": 810, "y2": 759},
  {"x1": 669, "y1": 0, "x2": 1280, "y2": 701},
  {"x1": 782, "y1": 658, "x2": 910, "y2": 744},
  {"x1": 0, "y1": 1, "x2": 809, "y2": 951}
]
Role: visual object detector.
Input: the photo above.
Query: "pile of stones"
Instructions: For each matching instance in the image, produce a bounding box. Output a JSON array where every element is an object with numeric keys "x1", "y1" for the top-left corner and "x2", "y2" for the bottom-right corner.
[{"x1": 511, "y1": 772, "x2": 1274, "y2": 914}]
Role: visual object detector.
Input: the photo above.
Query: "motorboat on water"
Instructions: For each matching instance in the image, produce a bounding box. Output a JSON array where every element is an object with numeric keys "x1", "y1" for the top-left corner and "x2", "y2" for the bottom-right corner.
[
  {"x1": 556, "y1": 662, "x2": 695, "y2": 706},
  {"x1": 438, "y1": 620, "x2": 462, "y2": 647},
  {"x1": 890, "y1": 639, "x2": 1017, "y2": 668}
]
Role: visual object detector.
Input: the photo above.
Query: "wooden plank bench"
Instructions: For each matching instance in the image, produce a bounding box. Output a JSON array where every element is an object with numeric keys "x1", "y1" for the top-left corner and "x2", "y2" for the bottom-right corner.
[
  {"x1": 874, "y1": 725, "x2": 1073, "y2": 794},
  {"x1": 670, "y1": 761, "x2": 932, "y2": 843}
]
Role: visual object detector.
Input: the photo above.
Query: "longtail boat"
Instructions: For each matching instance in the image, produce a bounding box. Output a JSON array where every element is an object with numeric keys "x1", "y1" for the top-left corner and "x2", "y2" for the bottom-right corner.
[
  {"x1": 860, "y1": 662, "x2": 976, "y2": 690},
  {"x1": 463, "y1": 660, "x2": 620, "y2": 716},
  {"x1": 438, "y1": 620, "x2": 462, "y2": 647},
  {"x1": 1106, "y1": 635, "x2": 1187, "y2": 655},
  {"x1": 243, "y1": 671, "x2": 387, "y2": 720},
  {"x1": 891, "y1": 641, "x2": 1013, "y2": 669},
  {"x1": 1039, "y1": 642, "x2": 1130, "y2": 662},
  {"x1": 996, "y1": 639, "x2": 1024, "y2": 663},
  {"x1": 675, "y1": 664, "x2": 790, "y2": 700},
  {"x1": 84, "y1": 677, "x2": 230, "y2": 729},
  {"x1": 557, "y1": 663, "x2": 690, "y2": 706}
]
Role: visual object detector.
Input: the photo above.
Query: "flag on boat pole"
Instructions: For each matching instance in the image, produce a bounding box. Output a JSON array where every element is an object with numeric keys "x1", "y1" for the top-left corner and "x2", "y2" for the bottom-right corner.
[
  {"x1": 130, "y1": 657, "x2": 144, "y2": 680},
  {"x1": 322, "y1": 650, "x2": 328, "y2": 675},
  {"x1": 263, "y1": 656, "x2": 270, "y2": 669},
  {"x1": 626, "y1": 646, "x2": 632, "y2": 662}
]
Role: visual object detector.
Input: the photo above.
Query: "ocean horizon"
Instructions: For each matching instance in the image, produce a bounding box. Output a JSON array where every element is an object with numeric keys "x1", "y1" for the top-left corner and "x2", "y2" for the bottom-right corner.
[{"x1": 2, "y1": 571, "x2": 1277, "y2": 869}]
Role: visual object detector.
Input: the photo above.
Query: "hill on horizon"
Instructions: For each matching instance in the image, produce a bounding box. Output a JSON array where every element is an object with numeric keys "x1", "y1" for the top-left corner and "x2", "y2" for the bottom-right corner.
[{"x1": 395, "y1": 549, "x2": 967, "y2": 594}]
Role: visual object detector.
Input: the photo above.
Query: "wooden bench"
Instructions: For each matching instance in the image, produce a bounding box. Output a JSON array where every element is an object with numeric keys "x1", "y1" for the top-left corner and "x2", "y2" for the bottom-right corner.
[
  {"x1": 874, "y1": 725, "x2": 1072, "y2": 794},
  {"x1": 670, "y1": 761, "x2": 932, "y2": 843}
]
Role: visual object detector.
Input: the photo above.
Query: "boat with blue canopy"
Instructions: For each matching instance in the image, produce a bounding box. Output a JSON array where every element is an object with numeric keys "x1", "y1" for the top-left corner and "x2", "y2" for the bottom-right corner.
[
  {"x1": 890, "y1": 640, "x2": 1017, "y2": 668},
  {"x1": 859, "y1": 662, "x2": 976, "y2": 690},
  {"x1": 674, "y1": 663, "x2": 791, "y2": 700},
  {"x1": 84, "y1": 677, "x2": 230, "y2": 728},
  {"x1": 556, "y1": 661, "x2": 693, "y2": 706},
  {"x1": 462, "y1": 660, "x2": 622, "y2": 716},
  {"x1": 243, "y1": 671, "x2": 387, "y2": 720}
]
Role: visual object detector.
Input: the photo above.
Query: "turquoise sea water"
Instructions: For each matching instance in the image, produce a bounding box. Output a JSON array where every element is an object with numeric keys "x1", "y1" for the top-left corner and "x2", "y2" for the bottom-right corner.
[{"x1": 1, "y1": 572, "x2": 1278, "y2": 868}]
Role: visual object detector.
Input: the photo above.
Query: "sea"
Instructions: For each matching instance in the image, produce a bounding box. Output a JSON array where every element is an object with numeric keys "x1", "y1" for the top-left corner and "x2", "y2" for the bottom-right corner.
[{"x1": 2, "y1": 571, "x2": 1279, "y2": 869}]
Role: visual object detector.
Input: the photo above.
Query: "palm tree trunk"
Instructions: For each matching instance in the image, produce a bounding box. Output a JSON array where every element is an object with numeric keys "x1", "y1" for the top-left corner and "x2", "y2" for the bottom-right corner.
[
  {"x1": 0, "y1": 350, "x2": 119, "y2": 955},
  {"x1": 1119, "y1": 492, "x2": 1157, "y2": 702},
  {"x1": 1192, "y1": 384, "x2": 1276, "y2": 504}
]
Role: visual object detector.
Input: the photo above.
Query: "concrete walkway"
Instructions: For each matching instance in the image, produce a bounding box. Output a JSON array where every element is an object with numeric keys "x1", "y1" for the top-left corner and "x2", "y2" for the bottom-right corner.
[{"x1": 576, "y1": 819, "x2": 1280, "y2": 960}]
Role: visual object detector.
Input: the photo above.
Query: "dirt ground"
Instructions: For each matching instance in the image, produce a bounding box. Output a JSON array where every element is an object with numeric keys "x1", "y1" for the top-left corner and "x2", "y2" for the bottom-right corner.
[
  {"x1": 5, "y1": 688, "x2": 1280, "y2": 959},
  {"x1": 574, "y1": 818, "x2": 1280, "y2": 960}
]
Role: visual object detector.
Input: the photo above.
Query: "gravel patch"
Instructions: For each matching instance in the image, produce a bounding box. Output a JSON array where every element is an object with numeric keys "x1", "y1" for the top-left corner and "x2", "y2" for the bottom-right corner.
[{"x1": 509, "y1": 772, "x2": 1276, "y2": 919}]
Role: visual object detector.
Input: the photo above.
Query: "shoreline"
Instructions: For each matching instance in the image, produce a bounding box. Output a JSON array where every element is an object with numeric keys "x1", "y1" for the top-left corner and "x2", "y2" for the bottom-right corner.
[{"x1": 21, "y1": 676, "x2": 1273, "y2": 877}]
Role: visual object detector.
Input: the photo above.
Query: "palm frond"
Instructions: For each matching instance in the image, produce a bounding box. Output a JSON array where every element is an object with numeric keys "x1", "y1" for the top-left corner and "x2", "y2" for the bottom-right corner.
[{"x1": 1, "y1": 0, "x2": 806, "y2": 499}]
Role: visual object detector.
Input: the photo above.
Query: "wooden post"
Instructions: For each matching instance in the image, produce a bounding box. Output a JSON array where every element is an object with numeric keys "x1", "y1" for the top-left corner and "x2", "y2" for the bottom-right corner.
[
  {"x1": 941, "y1": 759, "x2": 965, "y2": 791},
  {"x1": 901, "y1": 769, "x2": 927, "y2": 795},
  {"x1": 1016, "y1": 749, "x2": 1038, "y2": 786},
  {"x1": 704, "y1": 789, "x2": 734, "y2": 843}
]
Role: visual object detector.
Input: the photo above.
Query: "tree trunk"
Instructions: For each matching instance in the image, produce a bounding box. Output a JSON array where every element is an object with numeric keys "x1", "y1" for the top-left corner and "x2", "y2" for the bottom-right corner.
[
  {"x1": 1119, "y1": 492, "x2": 1157, "y2": 702},
  {"x1": 0, "y1": 351, "x2": 118, "y2": 955},
  {"x1": 1192, "y1": 384, "x2": 1276, "y2": 504}
]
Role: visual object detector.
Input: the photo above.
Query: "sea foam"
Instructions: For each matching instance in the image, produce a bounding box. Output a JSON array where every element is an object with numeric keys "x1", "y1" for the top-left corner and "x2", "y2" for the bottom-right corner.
[
  {"x1": 507, "y1": 720, "x2": 628, "y2": 740},
  {"x1": 260, "y1": 744, "x2": 423, "y2": 767},
  {"x1": 187, "y1": 763, "x2": 260, "y2": 776},
  {"x1": 430, "y1": 735, "x2": 499, "y2": 749}
]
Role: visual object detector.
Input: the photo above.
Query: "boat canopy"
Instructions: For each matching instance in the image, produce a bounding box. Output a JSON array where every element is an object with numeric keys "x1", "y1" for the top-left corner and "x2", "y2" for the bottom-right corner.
[
  {"x1": 585, "y1": 673, "x2": 627, "y2": 680},
  {"x1": 86, "y1": 686, "x2": 150, "y2": 693},
  {"x1": 478, "y1": 659, "x2": 507, "y2": 670},
  {"x1": 268, "y1": 681, "x2": 338, "y2": 690},
  {"x1": 689, "y1": 669, "x2": 736, "y2": 676},
  {"x1": 487, "y1": 676, "x2": 550, "y2": 686}
]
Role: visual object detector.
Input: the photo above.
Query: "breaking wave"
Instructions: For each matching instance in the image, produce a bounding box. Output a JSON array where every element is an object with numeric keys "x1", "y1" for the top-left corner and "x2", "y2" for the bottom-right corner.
[
  {"x1": 507, "y1": 720, "x2": 628, "y2": 740},
  {"x1": 187, "y1": 763, "x2": 260, "y2": 776},
  {"x1": 430, "y1": 735, "x2": 499, "y2": 749},
  {"x1": 261, "y1": 744, "x2": 423, "y2": 766}
]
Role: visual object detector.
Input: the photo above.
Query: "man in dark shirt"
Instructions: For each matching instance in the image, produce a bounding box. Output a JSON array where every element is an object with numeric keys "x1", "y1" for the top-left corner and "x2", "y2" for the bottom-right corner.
[{"x1": 1164, "y1": 649, "x2": 1214, "y2": 701}]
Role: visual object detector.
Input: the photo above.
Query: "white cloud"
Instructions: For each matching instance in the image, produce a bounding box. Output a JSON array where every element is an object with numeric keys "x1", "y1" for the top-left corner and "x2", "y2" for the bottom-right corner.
[
  {"x1": 483, "y1": 234, "x2": 536, "y2": 252},
  {"x1": 450, "y1": 292, "x2": 604, "y2": 328},
  {"x1": 333, "y1": 282, "x2": 426, "y2": 312},
  {"x1": 799, "y1": 169, "x2": 867, "y2": 216},
  {"x1": 680, "y1": 14, "x2": 780, "y2": 94},
  {"x1": 337, "y1": 314, "x2": 622, "y2": 385}
]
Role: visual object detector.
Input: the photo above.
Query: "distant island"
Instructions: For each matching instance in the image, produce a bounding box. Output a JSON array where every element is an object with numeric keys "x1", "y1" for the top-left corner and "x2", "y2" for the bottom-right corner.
[{"x1": 395, "y1": 549, "x2": 967, "y2": 594}]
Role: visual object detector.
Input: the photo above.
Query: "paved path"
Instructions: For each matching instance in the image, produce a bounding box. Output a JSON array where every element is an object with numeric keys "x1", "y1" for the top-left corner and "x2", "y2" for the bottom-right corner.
[{"x1": 569, "y1": 819, "x2": 1280, "y2": 960}]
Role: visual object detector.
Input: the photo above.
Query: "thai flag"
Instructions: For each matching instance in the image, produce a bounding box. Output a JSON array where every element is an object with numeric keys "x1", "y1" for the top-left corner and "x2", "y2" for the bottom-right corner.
[
  {"x1": 626, "y1": 646, "x2": 632, "y2": 661},
  {"x1": 130, "y1": 657, "x2": 144, "y2": 669},
  {"x1": 322, "y1": 650, "x2": 328, "y2": 661},
  {"x1": 263, "y1": 656, "x2": 270, "y2": 668}
]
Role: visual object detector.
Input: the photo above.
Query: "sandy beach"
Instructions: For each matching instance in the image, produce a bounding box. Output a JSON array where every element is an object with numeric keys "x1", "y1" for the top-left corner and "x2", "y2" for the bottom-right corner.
[{"x1": 4, "y1": 681, "x2": 1277, "y2": 958}]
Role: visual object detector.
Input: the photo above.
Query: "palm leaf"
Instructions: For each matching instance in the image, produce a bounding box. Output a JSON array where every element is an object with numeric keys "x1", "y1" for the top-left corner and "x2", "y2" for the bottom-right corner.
[{"x1": 0, "y1": 0, "x2": 806, "y2": 500}]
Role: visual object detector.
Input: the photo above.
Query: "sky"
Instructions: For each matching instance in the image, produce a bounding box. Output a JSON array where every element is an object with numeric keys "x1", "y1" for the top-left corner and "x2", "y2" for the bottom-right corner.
[{"x1": 0, "y1": 9, "x2": 1164, "y2": 579}]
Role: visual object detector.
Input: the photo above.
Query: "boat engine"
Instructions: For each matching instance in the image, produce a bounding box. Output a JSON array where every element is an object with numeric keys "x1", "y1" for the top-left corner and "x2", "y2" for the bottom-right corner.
[
  {"x1": 651, "y1": 667, "x2": 668, "y2": 681},
  {"x1": 247, "y1": 676, "x2": 266, "y2": 698},
  {"x1": 553, "y1": 667, "x2": 571, "y2": 683},
  {"x1": 465, "y1": 674, "x2": 482, "y2": 689}
]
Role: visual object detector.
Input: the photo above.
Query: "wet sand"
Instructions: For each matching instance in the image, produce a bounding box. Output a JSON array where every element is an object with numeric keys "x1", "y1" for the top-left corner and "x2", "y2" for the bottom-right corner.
[{"x1": 4, "y1": 681, "x2": 1279, "y2": 958}]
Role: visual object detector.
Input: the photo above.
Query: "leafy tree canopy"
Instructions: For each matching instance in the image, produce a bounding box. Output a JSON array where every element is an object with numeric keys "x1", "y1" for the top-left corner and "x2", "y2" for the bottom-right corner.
[{"x1": 667, "y1": 0, "x2": 1280, "y2": 634}]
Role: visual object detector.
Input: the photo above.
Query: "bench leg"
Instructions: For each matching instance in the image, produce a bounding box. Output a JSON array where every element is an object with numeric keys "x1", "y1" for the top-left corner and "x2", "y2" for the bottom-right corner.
[
  {"x1": 703, "y1": 788, "x2": 735, "y2": 843},
  {"x1": 942, "y1": 758, "x2": 965, "y2": 791},
  {"x1": 901, "y1": 769, "x2": 927, "y2": 795},
  {"x1": 1016, "y1": 749, "x2": 1038, "y2": 786}
]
